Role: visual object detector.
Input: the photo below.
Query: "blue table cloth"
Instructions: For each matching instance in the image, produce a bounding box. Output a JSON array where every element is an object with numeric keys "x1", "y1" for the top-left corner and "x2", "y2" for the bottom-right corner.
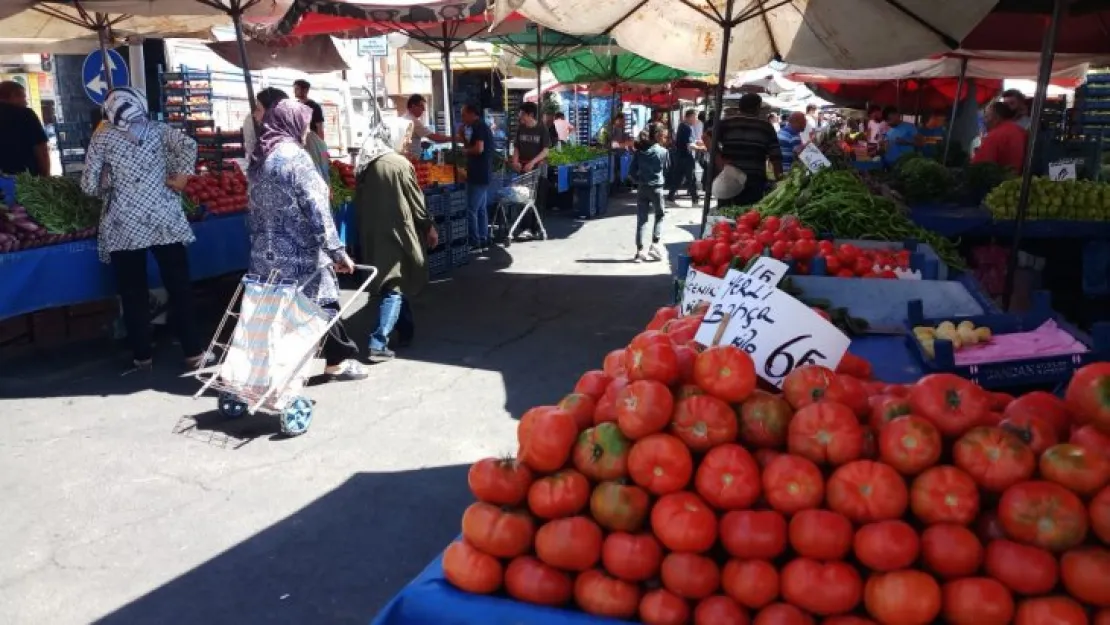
[{"x1": 0, "y1": 213, "x2": 249, "y2": 320}]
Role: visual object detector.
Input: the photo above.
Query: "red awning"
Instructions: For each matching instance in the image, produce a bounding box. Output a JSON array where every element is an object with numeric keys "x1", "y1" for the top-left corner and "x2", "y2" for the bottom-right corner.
[
  {"x1": 962, "y1": 10, "x2": 1110, "y2": 55},
  {"x1": 808, "y1": 77, "x2": 1002, "y2": 112}
]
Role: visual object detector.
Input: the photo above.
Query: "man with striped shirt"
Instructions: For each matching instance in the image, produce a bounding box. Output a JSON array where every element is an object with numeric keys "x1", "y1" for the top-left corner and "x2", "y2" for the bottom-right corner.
[
  {"x1": 778, "y1": 112, "x2": 807, "y2": 174},
  {"x1": 712, "y1": 93, "x2": 783, "y2": 207}
]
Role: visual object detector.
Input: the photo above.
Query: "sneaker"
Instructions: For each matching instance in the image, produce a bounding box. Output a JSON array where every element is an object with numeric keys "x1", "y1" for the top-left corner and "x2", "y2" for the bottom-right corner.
[
  {"x1": 326, "y1": 360, "x2": 370, "y2": 381},
  {"x1": 516, "y1": 230, "x2": 535, "y2": 242},
  {"x1": 368, "y1": 347, "x2": 396, "y2": 363},
  {"x1": 648, "y1": 244, "x2": 664, "y2": 261},
  {"x1": 633, "y1": 250, "x2": 648, "y2": 263}
]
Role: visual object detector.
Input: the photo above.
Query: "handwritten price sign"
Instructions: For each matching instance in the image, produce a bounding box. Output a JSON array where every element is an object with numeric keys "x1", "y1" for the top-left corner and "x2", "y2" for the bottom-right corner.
[
  {"x1": 694, "y1": 265, "x2": 850, "y2": 387},
  {"x1": 681, "y1": 268, "x2": 723, "y2": 316}
]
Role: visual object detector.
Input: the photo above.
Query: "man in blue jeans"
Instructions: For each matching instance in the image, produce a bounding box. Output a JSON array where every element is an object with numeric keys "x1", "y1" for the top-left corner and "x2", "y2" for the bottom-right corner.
[{"x1": 460, "y1": 102, "x2": 493, "y2": 252}]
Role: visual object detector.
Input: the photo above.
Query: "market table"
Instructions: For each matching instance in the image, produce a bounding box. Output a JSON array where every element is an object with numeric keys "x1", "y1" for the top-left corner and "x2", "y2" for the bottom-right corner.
[{"x1": 0, "y1": 213, "x2": 249, "y2": 320}]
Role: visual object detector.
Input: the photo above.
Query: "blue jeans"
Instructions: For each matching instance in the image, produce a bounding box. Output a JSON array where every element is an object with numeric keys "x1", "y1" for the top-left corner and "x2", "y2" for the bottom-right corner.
[
  {"x1": 467, "y1": 183, "x2": 490, "y2": 245},
  {"x1": 636, "y1": 185, "x2": 666, "y2": 250},
  {"x1": 369, "y1": 289, "x2": 413, "y2": 350}
]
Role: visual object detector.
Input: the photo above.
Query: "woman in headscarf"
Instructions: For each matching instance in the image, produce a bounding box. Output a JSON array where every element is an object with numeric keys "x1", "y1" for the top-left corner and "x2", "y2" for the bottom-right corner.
[
  {"x1": 353, "y1": 133, "x2": 438, "y2": 363},
  {"x1": 81, "y1": 86, "x2": 205, "y2": 371},
  {"x1": 247, "y1": 99, "x2": 367, "y2": 381}
]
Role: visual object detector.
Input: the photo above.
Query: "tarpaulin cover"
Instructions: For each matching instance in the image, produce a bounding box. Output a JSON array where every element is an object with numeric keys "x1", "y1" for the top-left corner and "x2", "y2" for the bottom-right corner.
[
  {"x1": 206, "y1": 34, "x2": 352, "y2": 72},
  {"x1": 806, "y1": 77, "x2": 1001, "y2": 111},
  {"x1": 495, "y1": 0, "x2": 999, "y2": 73},
  {"x1": 269, "y1": 0, "x2": 521, "y2": 40},
  {"x1": 523, "y1": 49, "x2": 695, "y2": 87},
  {"x1": 0, "y1": 213, "x2": 248, "y2": 320},
  {"x1": 781, "y1": 51, "x2": 1093, "y2": 87}
]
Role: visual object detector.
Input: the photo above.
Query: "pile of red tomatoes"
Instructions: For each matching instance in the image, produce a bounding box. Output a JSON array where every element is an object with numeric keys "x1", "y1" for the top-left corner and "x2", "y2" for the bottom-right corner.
[
  {"x1": 445, "y1": 303, "x2": 1110, "y2": 624},
  {"x1": 688, "y1": 211, "x2": 911, "y2": 279},
  {"x1": 183, "y1": 162, "x2": 248, "y2": 216}
]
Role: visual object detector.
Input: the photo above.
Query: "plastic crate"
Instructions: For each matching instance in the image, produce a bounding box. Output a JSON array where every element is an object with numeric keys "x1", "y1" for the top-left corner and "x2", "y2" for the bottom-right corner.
[
  {"x1": 425, "y1": 191, "x2": 447, "y2": 222},
  {"x1": 450, "y1": 243, "x2": 470, "y2": 267},
  {"x1": 591, "y1": 158, "x2": 609, "y2": 184},
  {"x1": 428, "y1": 248, "x2": 450, "y2": 276},
  {"x1": 571, "y1": 162, "x2": 593, "y2": 188},
  {"x1": 803, "y1": 238, "x2": 947, "y2": 280},
  {"x1": 435, "y1": 221, "x2": 449, "y2": 246},
  {"x1": 575, "y1": 185, "x2": 598, "y2": 219},
  {"x1": 905, "y1": 291, "x2": 1110, "y2": 389},
  {"x1": 449, "y1": 217, "x2": 468, "y2": 242},
  {"x1": 448, "y1": 190, "x2": 468, "y2": 218},
  {"x1": 0, "y1": 175, "x2": 14, "y2": 206},
  {"x1": 596, "y1": 183, "x2": 610, "y2": 215}
]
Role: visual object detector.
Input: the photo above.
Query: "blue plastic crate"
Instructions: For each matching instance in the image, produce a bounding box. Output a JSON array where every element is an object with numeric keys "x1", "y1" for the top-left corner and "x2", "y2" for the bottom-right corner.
[
  {"x1": 428, "y1": 248, "x2": 450, "y2": 276},
  {"x1": 425, "y1": 191, "x2": 447, "y2": 222},
  {"x1": 435, "y1": 221, "x2": 449, "y2": 246},
  {"x1": 448, "y1": 190, "x2": 468, "y2": 218},
  {"x1": 0, "y1": 175, "x2": 15, "y2": 206},
  {"x1": 575, "y1": 185, "x2": 597, "y2": 219},
  {"x1": 905, "y1": 291, "x2": 1110, "y2": 390},
  {"x1": 1088, "y1": 73, "x2": 1110, "y2": 85},
  {"x1": 596, "y1": 183, "x2": 610, "y2": 215},
  {"x1": 449, "y1": 217, "x2": 468, "y2": 242},
  {"x1": 570, "y1": 162, "x2": 593, "y2": 187},
  {"x1": 802, "y1": 238, "x2": 947, "y2": 280},
  {"x1": 450, "y1": 243, "x2": 470, "y2": 267}
]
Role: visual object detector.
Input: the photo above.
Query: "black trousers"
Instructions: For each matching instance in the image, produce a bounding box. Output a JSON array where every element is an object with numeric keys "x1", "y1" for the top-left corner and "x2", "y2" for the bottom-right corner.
[
  {"x1": 321, "y1": 302, "x2": 359, "y2": 366},
  {"x1": 668, "y1": 151, "x2": 698, "y2": 199},
  {"x1": 110, "y1": 243, "x2": 202, "y2": 362}
]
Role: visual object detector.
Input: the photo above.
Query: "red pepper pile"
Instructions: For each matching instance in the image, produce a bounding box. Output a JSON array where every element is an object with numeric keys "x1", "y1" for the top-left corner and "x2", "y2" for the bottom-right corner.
[
  {"x1": 689, "y1": 211, "x2": 912, "y2": 279},
  {"x1": 330, "y1": 160, "x2": 356, "y2": 188},
  {"x1": 443, "y1": 301, "x2": 1110, "y2": 624},
  {"x1": 184, "y1": 162, "x2": 248, "y2": 216}
]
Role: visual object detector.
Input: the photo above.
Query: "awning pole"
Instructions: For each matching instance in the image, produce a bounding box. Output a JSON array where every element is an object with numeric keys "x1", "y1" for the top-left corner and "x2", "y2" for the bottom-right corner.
[
  {"x1": 1002, "y1": 0, "x2": 1066, "y2": 310},
  {"x1": 699, "y1": 0, "x2": 736, "y2": 236},
  {"x1": 96, "y1": 17, "x2": 114, "y2": 90},
  {"x1": 942, "y1": 57, "x2": 968, "y2": 164},
  {"x1": 230, "y1": 0, "x2": 257, "y2": 113},
  {"x1": 535, "y1": 25, "x2": 544, "y2": 107},
  {"x1": 443, "y1": 45, "x2": 458, "y2": 182}
]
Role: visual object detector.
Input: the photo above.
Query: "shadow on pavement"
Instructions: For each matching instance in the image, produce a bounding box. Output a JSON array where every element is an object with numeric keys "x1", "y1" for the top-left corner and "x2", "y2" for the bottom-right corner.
[{"x1": 92, "y1": 465, "x2": 470, "y2": 625}]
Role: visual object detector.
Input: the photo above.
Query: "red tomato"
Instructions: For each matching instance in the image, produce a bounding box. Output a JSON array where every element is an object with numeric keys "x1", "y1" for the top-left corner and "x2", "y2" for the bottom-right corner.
[
  {"x1": 527, "y1": 469, "x2": 590, "y2": 519},
  {"x1": 560, "y1": 392, "x2": 598, "y2": 430},
  {"x1": 910, "y1": 465, "x2": 980, "y2": 525},
  {"x1": 675, "y1": 343, "x2": 697, "y2": 383},
  {"x1": 601, "y1": 532, "x2": 662, "y2": 582},
  {"x1": 710, "y1": 242, "x2": 732, "y2": 267},
  {"x1": 673, "y1": 394, "x2": 739, "y2": 452},
  {"x1": 518, "y1": 407, "x2": 579, "y2": 473},
  {"x1": 625, "y1": 331, "x2": 680, "y2": 384},
  {"x1": 1040, "y1": 443, "x2": 1110, "y2": 495},
  {"x1": 823, "y1": 255, "x2": 841, "y2": 275},
  {"x1": 1061, "y1": 547, "x2": 1110, "y2": 607},
  {"x1": 593, "y1": 376, "x2": 629, "y2": 425},
  {"x1": 695, "y1": 444, "x2": 762, "y2": 510},
  {"x1": 789, "y1": 509, "x2": 853, "y2": 560},
  {"x1": 869, "y1": 395, "x2": 912, "y2": 430},
  {"x1": 1072, "y1": 424, "x2": 1110, "y2": 459},
  {"x1": 1014, "y1": 596, "x2": 1089, "y2": 625},
  {"x1": 616, "y1": 380, "x2": 675, "y2": 440},
  {"x1": 694, "y1": 596, "x2": 750, "y2": 625},
  {"x1": 908, "y1": 373, "x2": 989, "y2": 437},
  {"x1": 1005, "y1": 390, "x2": 1071, "y2": 438},
  {"x1": 770, "y1": 240, "x2": 790, "y2": 260},
  {"x1": 627, "y1": 434, "x2": 693, "y2": 495},
  {"x1": 1000, "y1": 414, "x2": 1059, "y2": 455},
  {"x1": 603, "y1": 349, "x2": 627, "y2": 377},
  {"x1": 504, "y1": 556, "x2": 573, "y2": 606},
  {"x1": 941, "y1": 578, "x2": 1015, "y2": 625},
  {"x1": 878, "y1": 415, "x2": 942, "y2": 475},
  {"x1": 651, "y1": 492, "x2": 718, "y2": 553},
  {"x1": 589, "y1": 481, "x2": 649, "y2": 532},
  {"x1": 921, "y1": 524, "x2": 983, "y2": 579},
  {"x1": 467, "y1": 456, "x2": 533, "y2": 506},
  {"x1": 639, "y1": 589, "x2": 690, "y2": 625},
  {"x1": 853, "y1": 520, "x2": 919, "y2": 571},
  {"x1": 998, "y1": 480, "x2": 1089, "y2": 552},
  {"x1": 646, "y1": 306, "x2": 680, "y2": 332},
  {"x1": 753, "y1": 603, "x2": 814, "y2": 625},
  {"x1": 787, "y1": 402, "x2": 864, "y2": 465},
  {"x1": 534, "y1": 516, "x2": 602, "y2": 571},
  {"x1": 720, "y1": 510, "x2": 788, "y2": 560},
  {"x1": 989, "y1": 391, "x2": 1015, "y2": 411},
  {"x1": 739, "y1": 391, "x2": 794, "y2": 449},
  {"x1": 1092, "y1": 485, "x2": 1110, "y2": 543},
  {"x1": 761, "y1": 454, "x2": 825, "y2": 514},
  {"x1": 1065, "y1": 362, "x2": 1110, "y2": 432},
  {"x1": 722, "y1": 559, "x2": 779, "y2": 610},
  {"x1": 953, "y1": 426, "x2": 1036, "y2": 491},
  {"x1": 864, "y1": 570, "x2": 941, "y2": 625},
  {"x1": 781, "y1": 558, "x2": 862, "y2": 616},
  {"x1": 572, "y1": 413, "x2": 630, "y2": 473},
  {"x1": 660, "y1": 552, "x2": 720, "y2": 599},
  {"x1": 985, "y1": 539, "x2": 1058, "y2": 594},
  {"x1": 835, "y1": 353, "x2": 873, "y2": 380},
  {"x1": 443, "y1": 540, "x2": 503, "y2": 594},
  {"x1": 574, "y1": 569, "x2": 640, "y2": 619},
  {"x1": 1098, "y1": 609, "x2": 1110, "y2": 625},
  {"x1": 694, "y1": 345, "x2": 757, "y2": 403},
  {"x1": 825, "y1": 460, "x2": 908, "y2": 523},
  {"x1": 781, "y1": 365, "x2": 837, "y2": 409}
]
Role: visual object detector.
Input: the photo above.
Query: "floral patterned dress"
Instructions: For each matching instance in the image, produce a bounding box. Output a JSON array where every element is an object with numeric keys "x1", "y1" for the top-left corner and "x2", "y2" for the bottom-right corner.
[
  {"x1": 81, "y1": 121, "x2": 197, "y2": 263},
  {"x1": 247, "y1": 142, "x2": 345, "y2": 303}
]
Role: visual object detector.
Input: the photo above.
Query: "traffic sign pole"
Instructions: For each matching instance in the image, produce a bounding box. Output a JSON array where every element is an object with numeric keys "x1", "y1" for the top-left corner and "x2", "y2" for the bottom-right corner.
[{"x1": 97, "y1": 26, "x2": 114, "y2": 90}]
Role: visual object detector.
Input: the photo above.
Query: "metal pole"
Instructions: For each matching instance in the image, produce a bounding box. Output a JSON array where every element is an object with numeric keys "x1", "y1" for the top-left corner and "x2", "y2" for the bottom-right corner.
[
  {"x1": 97, "y1": 21, "x2": 114, "y2": 90},
  {"x1": 699, "y1": 0, "x2": 736, "y2": 235},
  {"x1": 535, "y1": 24, "x2": 544, "y2": 109},
  {"x1": 942, "y1": 57, "x2": 968, "y2": 165},
  {"x1": 1002, "y1": 0, "x2": 1066, "y2": 310},
  {"x1": 230, "y1": 0, "x2": 256, "y2": 112},
  {"x1": 443, "y1": 44, "x2": 458, "y2": 183}
]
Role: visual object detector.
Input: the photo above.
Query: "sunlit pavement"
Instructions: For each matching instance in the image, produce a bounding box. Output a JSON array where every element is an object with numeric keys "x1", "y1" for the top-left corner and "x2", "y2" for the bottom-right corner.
[{"x1": 0, "y1": 192, "x2": 702, "y2": 625}]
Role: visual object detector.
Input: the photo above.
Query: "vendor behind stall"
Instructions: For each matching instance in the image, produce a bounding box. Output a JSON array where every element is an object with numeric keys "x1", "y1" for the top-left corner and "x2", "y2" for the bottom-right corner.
[
  {"x1": 917, "y1": 109, "x2": 947, "y2": 158},
  {"x1": 402, "y1": 94, "x2": 452, "y2": 158},
  {"x1": 0, "y1": 80, "x2": 49, "y2": 177},
  {"x1": 972, "y1": 101, "x2": 1027, "y2": 173},
  {"x1": 880, "y1": 106, "x2": 918, "y2": 167}
]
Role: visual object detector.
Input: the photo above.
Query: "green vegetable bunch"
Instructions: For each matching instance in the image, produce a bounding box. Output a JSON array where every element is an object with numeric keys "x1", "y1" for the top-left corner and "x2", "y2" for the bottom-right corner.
[
  {"x1": 14, "y1": 173, "x2": 101, "y2": 234},
  {"x1": 548, "y1": 144, "x2": 607, "y2": 166},
  {"x1": 329, "y1": 167, "x2": 354, "y2": 212},
  {"x1": 894, "y1": 155, "x2": 952, "y2": 204}
]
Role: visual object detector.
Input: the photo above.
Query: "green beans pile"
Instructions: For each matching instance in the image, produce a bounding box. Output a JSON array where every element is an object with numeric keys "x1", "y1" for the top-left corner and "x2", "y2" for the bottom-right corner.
[
  {"x1": 721, "y1": 167, "x2": 965, "y2": 269},
  {"x1": 14, "y1": 173, "x2": 102, "y2": 234}
]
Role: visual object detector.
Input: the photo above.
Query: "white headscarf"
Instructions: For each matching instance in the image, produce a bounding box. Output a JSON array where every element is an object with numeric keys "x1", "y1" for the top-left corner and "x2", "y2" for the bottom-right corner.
[{"x1": 103, "y1": 87, "x2": 148, "y2": 132}]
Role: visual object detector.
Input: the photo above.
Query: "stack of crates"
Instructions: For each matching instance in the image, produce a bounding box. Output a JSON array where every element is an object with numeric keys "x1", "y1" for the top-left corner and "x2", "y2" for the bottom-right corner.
[
  {"x1": 56, "y1": 122, "x2": 94, "y2": 179},
  {"x1": 447, "y1": 187, "x2": 470, "y2": 267},
  {"x1": 572, "y1": 161, "x2": 597, "y2": 219},
  {"x1": 425, "y1": 188, "x2": 451, "y2": 277}
]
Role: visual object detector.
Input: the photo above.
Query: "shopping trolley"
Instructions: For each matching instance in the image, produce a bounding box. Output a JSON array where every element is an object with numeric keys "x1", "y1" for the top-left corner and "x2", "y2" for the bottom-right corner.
[
  {"x1": 490, "y1": 167, "x2": 547, "y2": 247},
  {"x1": 192, "y1": 264, "x2": 378, "y2": 437}
]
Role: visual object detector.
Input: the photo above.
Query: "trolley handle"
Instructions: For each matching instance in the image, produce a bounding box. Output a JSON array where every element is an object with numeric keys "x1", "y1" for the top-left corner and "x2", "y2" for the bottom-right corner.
[{"x1": 333, "y1": 264, "x2": 379, "y2": 321}]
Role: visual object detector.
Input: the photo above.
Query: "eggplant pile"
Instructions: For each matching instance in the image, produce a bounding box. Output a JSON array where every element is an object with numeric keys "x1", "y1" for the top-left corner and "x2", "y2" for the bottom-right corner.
[{"x1": 0, "y1": 204, "x2": 97, "y2": 253}]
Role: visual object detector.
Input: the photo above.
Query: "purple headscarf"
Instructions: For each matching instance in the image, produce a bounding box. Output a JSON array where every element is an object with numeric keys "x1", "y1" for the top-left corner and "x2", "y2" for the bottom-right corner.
[{"x1": 249, "y1": 99, "x2": 311, "y2": 175}]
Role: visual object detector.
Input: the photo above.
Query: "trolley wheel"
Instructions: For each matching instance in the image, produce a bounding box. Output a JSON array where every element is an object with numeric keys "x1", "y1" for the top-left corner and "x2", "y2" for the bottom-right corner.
[
  {"x1": 217, "y1": 393, "x2": 248, "y2": 419},
  {"x1": 280, "y1": 396, "x2": 314, "y2": 437}
]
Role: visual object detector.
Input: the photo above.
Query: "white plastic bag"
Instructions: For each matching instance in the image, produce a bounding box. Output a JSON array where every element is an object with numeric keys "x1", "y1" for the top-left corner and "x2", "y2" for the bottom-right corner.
[
  {"x1": 711, "y1": 164, "x2": 747, "y2": 199},
  {"x1": 503, "y1": 185, "x2": 531, "y2": 204}
]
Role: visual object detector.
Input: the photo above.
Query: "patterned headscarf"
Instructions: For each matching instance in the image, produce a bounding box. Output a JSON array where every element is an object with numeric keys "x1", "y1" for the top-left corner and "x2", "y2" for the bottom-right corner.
[
  {"x1": 103, "y1": 87, "x2": 148, "y2": 132},
  {"x1": 250, "y1": 99, "x2": 311, "y2": 176}
]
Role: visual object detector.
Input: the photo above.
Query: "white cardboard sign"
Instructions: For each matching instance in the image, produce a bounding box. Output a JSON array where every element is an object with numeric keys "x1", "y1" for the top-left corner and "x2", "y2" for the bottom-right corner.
[
  {"x1": 1049, "y1": 161, "x2": 1077, "y2": 181},
  {"x1": 745, "y1": 257, "x2": 789, "y2": 286},
  {"x1": 694, "y1": 268, "x2": 850, "y2": 387},
  {"x1": 681, "y1": 268, "x2": 724, "y2": 316},
  {"x1": 798, "y1": 143, "x2": 832, "y2": 173}
]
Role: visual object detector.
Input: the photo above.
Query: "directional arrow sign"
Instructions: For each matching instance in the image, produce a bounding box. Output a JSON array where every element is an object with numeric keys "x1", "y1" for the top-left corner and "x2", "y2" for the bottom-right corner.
[{"x1": 81, "y1": 48, "x2": 129, "y2": 105}]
